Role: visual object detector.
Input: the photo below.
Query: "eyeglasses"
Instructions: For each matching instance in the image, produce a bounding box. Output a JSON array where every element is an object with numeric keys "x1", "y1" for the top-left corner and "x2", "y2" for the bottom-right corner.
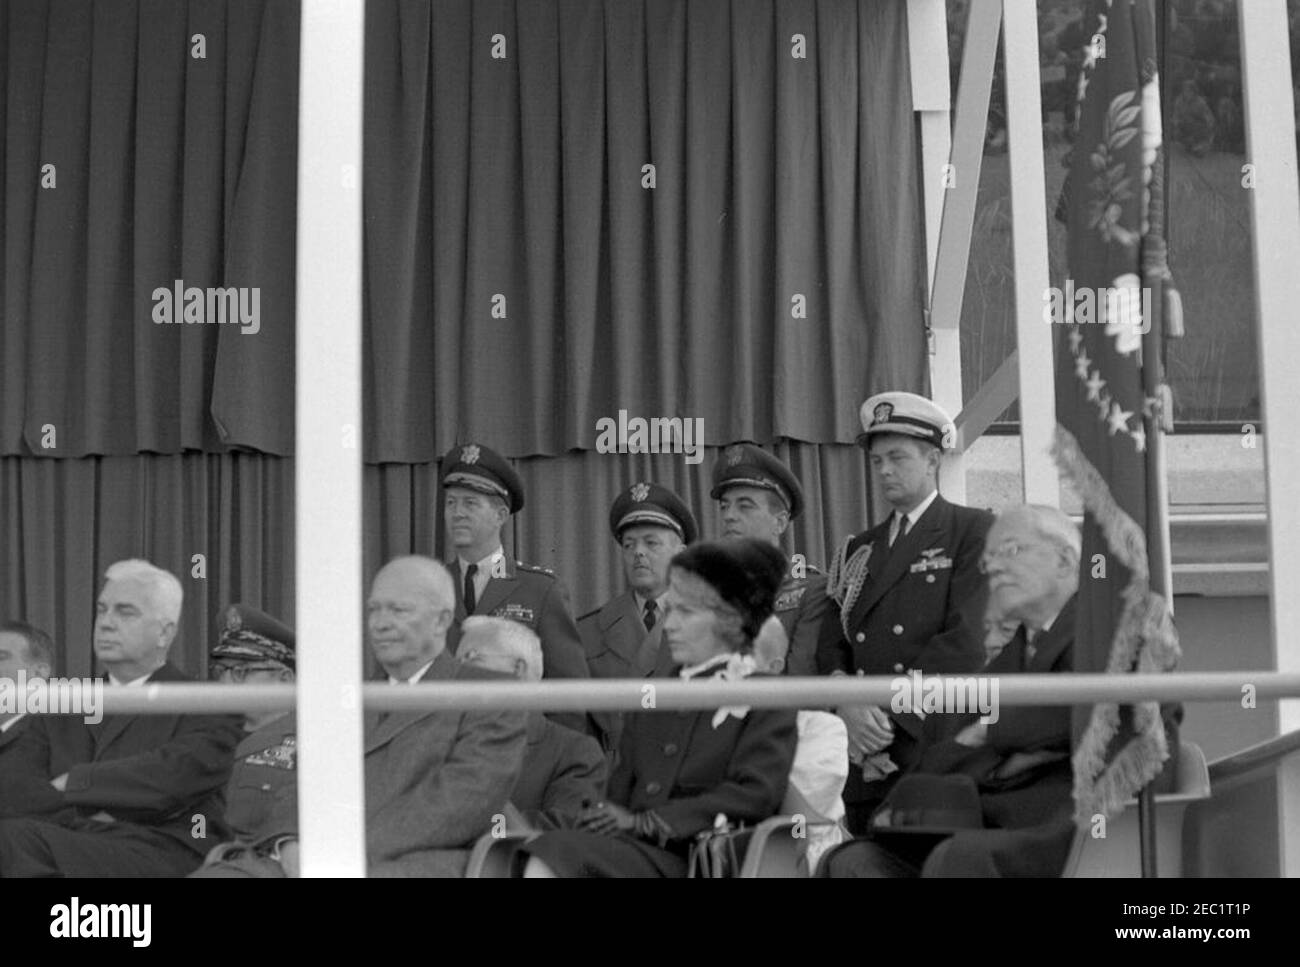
[
  {"x1": 208, "y1": 662, "x2": 288, "y2": 682},
  {"x1": 977, "y1": 541, "x2": 1027, "y2": 574}
]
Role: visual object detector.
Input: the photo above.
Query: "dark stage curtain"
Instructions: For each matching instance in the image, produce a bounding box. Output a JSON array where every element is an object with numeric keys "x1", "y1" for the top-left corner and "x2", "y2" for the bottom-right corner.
[
  {"x1": 0, "y1": 0, "x2": 299, "y2": 458},
  {"x1": 0, "y1": 453, "x2": 294, "y2": 679},
  {"x1": 364, "y1": 0, "x2": 929, "y2": 463}
]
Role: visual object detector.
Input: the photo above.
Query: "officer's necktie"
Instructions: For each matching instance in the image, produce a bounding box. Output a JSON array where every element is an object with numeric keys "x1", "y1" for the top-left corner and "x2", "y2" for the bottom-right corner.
[
  {"x1": 1024, "y1": 628, "x2": 1039, "y2": 667},
  {"x1": 463, "y1": 563, "x2": 479, "y2": 614},
  {"x1": 643, "y1": 599, "x2": 658, "y2": 632},
  {"x1": 891, "y1": 513, "x2": 911, "y2": 547}
]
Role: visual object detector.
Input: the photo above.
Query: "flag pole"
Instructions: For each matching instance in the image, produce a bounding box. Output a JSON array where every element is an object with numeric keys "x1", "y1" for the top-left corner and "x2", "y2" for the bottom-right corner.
[{"x1": 1136, "y1": 0, "x2": 1177, "y2": 878}]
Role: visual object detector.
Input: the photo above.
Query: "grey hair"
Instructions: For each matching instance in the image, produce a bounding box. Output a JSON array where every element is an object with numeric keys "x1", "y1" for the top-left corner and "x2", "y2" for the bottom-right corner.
[
  {"x1": 103, "y1": 560, "x2": 183, "y2": 625},
  {"x1": 997, "y1": 504, "x2": 1082, "y2": 568},
  {"x1": 460, "y1": 616, "x2": 543, "y2": 681}
]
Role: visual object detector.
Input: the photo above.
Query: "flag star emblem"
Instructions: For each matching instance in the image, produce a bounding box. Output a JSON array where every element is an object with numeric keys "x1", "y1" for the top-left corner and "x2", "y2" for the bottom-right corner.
[
  {"x1": 1106, "y1": 401, "x2": 1133, "y2": 436},
  {"x1": 1085, "y1": 370, "x2": 1106, "y2": 402},
  {"x1": 1074, "y1": 351, "x2": 1092, "y2": 380},
  {"x1": 1068, "y1": 327, "x2": 1084, "y2": 353},
  {"x1": 1130, "y1": 424, "x2": 1146, "y2": 453}
]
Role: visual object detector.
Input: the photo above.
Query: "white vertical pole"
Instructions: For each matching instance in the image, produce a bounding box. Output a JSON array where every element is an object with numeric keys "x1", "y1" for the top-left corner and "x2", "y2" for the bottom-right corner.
[
  {"x1": 296, "y1": 0, "x2": 366, "y2": 877},
  {"x1": 1239, "y1": 0, "x2": 1300, "y2": 878},
  {"x1": 1002, "y1": 0, "x2": 1059, "y2": 507},
  {"x1": 907, "y1": 0, "x2": 966, "y2": 503}
]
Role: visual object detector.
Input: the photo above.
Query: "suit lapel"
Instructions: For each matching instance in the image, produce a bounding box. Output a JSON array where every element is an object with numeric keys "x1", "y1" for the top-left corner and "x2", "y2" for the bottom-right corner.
[
  {"x1": 95, "y1": 663, "x2": 182, "y2": 751},
  {"x1": 601, "y1": 592, "x2": 648, "y2": 669},
  {"x1": 365, "y1": 650, "x2": 455, "y2": 753},
  {"x1": 851, "y1": 497, "x2": 950, "y2": 624},
  {"x1": 1027, "y1": 597, "x2": 1077, "y2": 671}
]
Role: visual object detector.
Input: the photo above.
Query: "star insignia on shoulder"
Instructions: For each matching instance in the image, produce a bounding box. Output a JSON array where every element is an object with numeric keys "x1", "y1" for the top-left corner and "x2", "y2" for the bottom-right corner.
[
  {"x1": 461, "y1": 444, "x2": 481, "y2": 464},
  {"x1": 630, "y1": 482, "x2": 650, "y2": 502},
  {"x1": 725, "y1": 445, "x2": 745, "y2": 467}
]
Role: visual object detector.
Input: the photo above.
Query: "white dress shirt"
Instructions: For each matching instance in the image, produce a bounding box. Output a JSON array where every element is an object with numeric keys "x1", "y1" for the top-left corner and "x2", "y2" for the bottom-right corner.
[
  {"x1": 889, "y1": 488, "x2": 939, "y2": 545},
  {"x1": 458, "y1": 547, "x2": 506, "y2": 608}
]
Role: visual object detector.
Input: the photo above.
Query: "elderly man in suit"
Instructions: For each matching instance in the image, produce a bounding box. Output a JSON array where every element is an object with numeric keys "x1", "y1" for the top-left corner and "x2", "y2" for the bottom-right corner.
[
  {"x1": 818, "y1": 392, "x2": 993, "y2": 833},
  {"x1": 217, "y1": 557, "x2": 528, "y2": 877},
  {"x1": 440, "y1": 442, "x2": 591, "y2": 736},
  {"x1": 824, "y1": 504, "x2": 1081, "y2": 877},
  {"x1": 459, "y1": 616, "x2": 606, "y2": 831},
  {"x1": 0, "y1": 560, "x2": 242, "y2": 876}
]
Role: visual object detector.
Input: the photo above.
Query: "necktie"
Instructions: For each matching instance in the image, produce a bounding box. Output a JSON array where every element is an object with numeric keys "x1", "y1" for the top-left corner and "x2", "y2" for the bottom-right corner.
[
  {"x1": 1025, "y1": 628, "x2": 1038, "y2": 667},
  {"x1": 463, "y1": 563, "x2": 479, "y2": 614},
  {"x1": 891, "y1": 513, "x2": 911, "y2": 547},
  {"x1": 643, "y1": 599, "x2": 658, "y2": 632}
]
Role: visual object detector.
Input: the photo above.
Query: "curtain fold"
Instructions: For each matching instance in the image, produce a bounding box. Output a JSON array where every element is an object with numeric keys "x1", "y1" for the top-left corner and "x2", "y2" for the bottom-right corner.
[
  {"x1": 0, "y1": 453, "x2": 294, "y2": 679},
  {"x1": 364, "y1": 0, "x2": 928, "y2": 462},
  {"x1": 0, "y1": 0, "x2": 298, "y2": 458}
]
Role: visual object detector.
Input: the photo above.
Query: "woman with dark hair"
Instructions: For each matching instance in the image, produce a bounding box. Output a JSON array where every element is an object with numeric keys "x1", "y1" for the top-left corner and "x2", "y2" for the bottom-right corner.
[{"x1": 520, "y1": 538, "x2": 798, "y2": 877}]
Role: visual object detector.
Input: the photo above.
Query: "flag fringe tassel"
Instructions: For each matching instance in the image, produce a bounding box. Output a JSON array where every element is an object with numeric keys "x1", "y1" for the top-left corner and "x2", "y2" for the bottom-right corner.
[{"x1": 1052, "y1": 426, "x2": 1180, "y2": 825}]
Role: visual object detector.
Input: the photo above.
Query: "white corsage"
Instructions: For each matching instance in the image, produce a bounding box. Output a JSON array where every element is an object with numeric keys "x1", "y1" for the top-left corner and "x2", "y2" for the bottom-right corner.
[{"x1": 711, "y1": 653, "x2": 758, "y2": 729}]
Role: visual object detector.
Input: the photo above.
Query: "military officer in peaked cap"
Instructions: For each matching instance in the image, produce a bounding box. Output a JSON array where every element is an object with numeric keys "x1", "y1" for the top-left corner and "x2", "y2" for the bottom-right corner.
[
  {"x1": 709, "y1": 441, "x2": 831, "y2": 678},
  {"x1": 193, "y1": 604, "x2": 298, "y2": 877},
  {"x1": 817, "y1": 392, "x2": 992, "y2": 835},
  {"x1": 440, "y1": 442, "x2": 593, "y2": 736},
  {"x1": 579, "y1": 482, "x2": 696, "y2": 754}
]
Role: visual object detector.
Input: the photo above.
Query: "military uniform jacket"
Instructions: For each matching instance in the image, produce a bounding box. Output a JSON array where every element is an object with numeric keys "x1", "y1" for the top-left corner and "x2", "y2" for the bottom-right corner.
[
  {"x1": 775, "y1": 567, "x2": 832, "y2": 677},
  {"x1": 579, "y1": 590, "x2": 664, "y2": 681},
  {"x1": 609, "y1": 674, "x2": 798, "y2": 841},
  {"x1": 222, "y1": 714, "x2": 298, "y2": 845},
  {"x1": 1, "y1": 662, "x2": 242, "y2": 854},
  {"x1": 817, "y1": 495, "x2": 992, "y2": 778},
  {"x1": 447, "y1": 557, "x2": 589, "y2": 679}
]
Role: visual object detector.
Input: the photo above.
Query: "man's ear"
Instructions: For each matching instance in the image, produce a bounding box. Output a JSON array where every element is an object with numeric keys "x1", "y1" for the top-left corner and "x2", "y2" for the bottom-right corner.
[
  {"x1": 158, "y1": 621, "x2": 178, "y2": 650},
  {"x1": 513, "y1": 657, "x2": 528, "y2": 680},
  {"x1": 773, "y1": 510, "x2": 791, "y2": 537},
  {"x1": 432, "y1": 608, "x2": 455, "y2": 636},
  {"x1": 33, "y1": 661, "x2": 52, "y2": 680},
  {"x1": 280, "y1": 669, "x2": 296, "y2": 684}
]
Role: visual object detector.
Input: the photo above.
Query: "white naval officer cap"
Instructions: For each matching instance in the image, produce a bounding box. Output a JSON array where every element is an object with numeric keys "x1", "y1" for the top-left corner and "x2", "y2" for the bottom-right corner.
[{"x1": 857, "y1": 391, "x2": 954, "y2": 450}]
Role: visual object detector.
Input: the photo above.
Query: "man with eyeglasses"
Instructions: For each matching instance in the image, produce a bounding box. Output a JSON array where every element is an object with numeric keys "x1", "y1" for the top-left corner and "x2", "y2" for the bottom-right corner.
[
  {"x1": 817, "y1": 392, "x2": 993, "y2": 835},
  {"x1": 193, "y1": 604, "x2": 298, "y2": 877}
]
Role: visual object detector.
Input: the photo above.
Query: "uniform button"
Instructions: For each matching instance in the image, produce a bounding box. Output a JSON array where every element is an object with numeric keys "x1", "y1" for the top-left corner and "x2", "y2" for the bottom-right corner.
[
  {"x1": 893, "y1": 663, "x2": 905, "y2": 673},
  {"x1": 892, "y1": 624, "x2": 904, "y2": 635},
  {"x1": 855, "y1": 632, "x2": 866, "y2": 643},
  {"x1": 663, "y1": 743, "x2": 679, "y2": 756},
  {"x1": 926, "y1": 574, "x2": 936, "y2": 584},
  {"x1": 646, "y1": 781, "x2": 662, "y2": 795}
]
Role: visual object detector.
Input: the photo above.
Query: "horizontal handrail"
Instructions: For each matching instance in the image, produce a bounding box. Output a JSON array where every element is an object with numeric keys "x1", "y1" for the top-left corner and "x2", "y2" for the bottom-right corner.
[
  {"x1": 1207, "y1": 728, "x2": 1300, "y2": 784},
  {"x1": 7, "y1": 671, "x2": 1300, "y2": 715}
]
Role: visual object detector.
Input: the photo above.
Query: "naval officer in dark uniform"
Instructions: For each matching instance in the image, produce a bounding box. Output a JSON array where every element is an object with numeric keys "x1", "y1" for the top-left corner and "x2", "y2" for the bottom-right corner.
[
  {"x1": 440, "y1": 442, "x2": 593, "y2": 736},
  {"x1": 711, "y1": 442, "x2": 831, "y2": 677},
  {"x1": 817, "y1": 392, "x2": 992, "y2": 834},
  {"x1": 193, "y1": 604, "x2": 299, "y2": 877},
  {"x1": 578, "y1": 482, "x2": 698, "y2": 753}
]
